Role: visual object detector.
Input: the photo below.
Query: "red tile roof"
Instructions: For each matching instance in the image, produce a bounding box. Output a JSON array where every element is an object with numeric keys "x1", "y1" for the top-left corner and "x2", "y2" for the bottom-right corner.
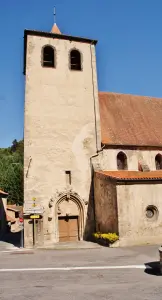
[
  {"x1": 98, "y1": 92, "x2": 162, "y2": 146},
  {"x1": 6, "y1": 215, "x2": 16, "y2": 223},
  {"x1": 96, "y1": 170, "x2": 162, "y2": 181},
  {"x1": 7, "y1": 205, "x2": 21, "y2": 212}
]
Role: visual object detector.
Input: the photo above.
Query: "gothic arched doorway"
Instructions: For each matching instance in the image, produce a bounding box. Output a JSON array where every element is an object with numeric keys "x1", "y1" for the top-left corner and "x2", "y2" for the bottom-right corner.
[{"x1": 55, "y1": 193, "x2": 84, "y2": 242}]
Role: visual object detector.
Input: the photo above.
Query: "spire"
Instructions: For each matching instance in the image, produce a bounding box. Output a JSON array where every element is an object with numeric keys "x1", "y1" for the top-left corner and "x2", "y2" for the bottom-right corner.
[
  {"x1": 51, "y1": 23, "x2": 61, "y2": 34},
  {"x1": 51, "y1": 7, "x2": 61, "y2": 34}
]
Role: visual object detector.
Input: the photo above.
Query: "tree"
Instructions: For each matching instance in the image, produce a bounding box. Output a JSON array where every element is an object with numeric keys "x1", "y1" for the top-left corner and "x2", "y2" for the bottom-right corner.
[
  {"x1": 0, "y1": 139, "x2": 24, "y2": 205},
  {"x1": 11, "y1": 139, "x2": 18, "y2": 153}
]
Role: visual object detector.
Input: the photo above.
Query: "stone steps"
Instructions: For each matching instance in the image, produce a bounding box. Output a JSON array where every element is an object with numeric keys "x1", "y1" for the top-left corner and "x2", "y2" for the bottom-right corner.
[{"x1": 38, "y1": 241, "x2": 102, "y2": 250}]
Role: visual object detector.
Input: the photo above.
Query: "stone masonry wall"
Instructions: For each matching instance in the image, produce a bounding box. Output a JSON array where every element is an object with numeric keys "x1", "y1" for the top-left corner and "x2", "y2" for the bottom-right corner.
[
  {"x1": 100, "y1": 148, "x2": 162, "y2": 171},
  {"x1": 24, "y1": 34, "x2": 101, "y2": 244},
  {"x1": 94, "y1": 172, "x2": 118, "y2": 234},
  {"x1": 117, "y1": 182, "x2": 162, "y2": 246}
]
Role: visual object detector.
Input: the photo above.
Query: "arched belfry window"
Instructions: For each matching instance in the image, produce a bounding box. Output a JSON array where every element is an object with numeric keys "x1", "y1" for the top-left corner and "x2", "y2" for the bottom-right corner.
[
  {"x1": 117, "y1": 152, "x2": 128, "y2": 170},
  {"x1": 70, "y1": 49, "x2": 82, "y2": 71},
  {"x1": 42, "y1": 45, "x2": 55, "y2": 68},
  {"x1": 155, "y1": 154, "x2": 162, "y2": 170}
]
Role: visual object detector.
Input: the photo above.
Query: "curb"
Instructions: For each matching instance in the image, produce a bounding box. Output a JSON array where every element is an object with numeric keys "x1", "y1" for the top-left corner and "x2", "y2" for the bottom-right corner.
[
  {"x1": 10, "y1": 250, "x2": 34, "y2": 255},
  {"x1": 37, "y1": 247, "x2": 101, "y2": 251},
  {"x1": 0, "y1": 248, "x2": 34, "y2": 254}
]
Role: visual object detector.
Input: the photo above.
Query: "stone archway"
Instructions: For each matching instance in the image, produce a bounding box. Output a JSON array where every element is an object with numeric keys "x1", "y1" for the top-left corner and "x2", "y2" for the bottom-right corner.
[{"x1": 55, "y1": 193, "x2": 85, "y2": 243}]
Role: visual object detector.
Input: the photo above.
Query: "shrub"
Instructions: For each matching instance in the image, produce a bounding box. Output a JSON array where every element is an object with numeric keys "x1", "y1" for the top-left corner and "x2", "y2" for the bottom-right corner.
[{"x1": 93, "y1": 232, "x2": 119, "y2": 244}]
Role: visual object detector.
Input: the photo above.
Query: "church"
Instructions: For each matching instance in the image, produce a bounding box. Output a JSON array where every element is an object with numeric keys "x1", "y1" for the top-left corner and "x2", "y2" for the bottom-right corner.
[{"x1": 23, "y1": 20, "x2": 162, "y2": 248}]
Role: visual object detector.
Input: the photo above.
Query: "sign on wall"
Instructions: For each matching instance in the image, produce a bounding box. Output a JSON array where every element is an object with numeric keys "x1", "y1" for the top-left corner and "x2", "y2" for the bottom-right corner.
[{"x1": 24, "y1": 197, "x2": 44, "y2": 214}]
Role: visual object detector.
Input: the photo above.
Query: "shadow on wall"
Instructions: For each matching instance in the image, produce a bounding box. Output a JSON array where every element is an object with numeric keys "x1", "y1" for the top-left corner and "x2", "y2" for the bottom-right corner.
[{"x1": 83, "y1": 169, "x2": 96, "y2": 241}]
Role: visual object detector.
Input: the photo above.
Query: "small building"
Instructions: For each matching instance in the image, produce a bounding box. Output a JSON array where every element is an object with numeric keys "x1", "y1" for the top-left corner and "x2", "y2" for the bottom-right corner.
[
  {"x1": 6, "y1": 205, "x2": 23, "y2": 232},
  {"x1": 0, "y1": 189, "x2": 8, "y2": 237}
]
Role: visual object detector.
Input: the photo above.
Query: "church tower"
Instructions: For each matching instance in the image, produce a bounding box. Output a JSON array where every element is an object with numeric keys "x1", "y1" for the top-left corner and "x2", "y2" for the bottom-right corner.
[{"x1": 23, "y1": 19, "x2": 101, "y2": 247}]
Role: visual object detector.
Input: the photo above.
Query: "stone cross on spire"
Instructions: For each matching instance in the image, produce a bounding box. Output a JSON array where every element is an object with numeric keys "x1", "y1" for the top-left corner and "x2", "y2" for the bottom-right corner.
[{"x1": 54, "y1": 7, "x2": 56, "y2": 23}]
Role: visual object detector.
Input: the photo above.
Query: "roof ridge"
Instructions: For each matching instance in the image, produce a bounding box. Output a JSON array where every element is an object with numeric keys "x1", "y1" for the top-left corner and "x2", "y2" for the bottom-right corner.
[{"x1": 98, "y1": 91, "x2": 162, "y2": 99}]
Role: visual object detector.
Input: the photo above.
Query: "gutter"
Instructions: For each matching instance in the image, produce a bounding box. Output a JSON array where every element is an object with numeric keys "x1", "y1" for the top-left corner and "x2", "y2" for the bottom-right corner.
[
  {"x1": 95, "y1": 172, "x2": 162, "y2": 184},
  {"x1": 90, "y1": 41, "x2": 100, "y2": 153},
  {"x1": 102, "y1": 143, "x2": 162, "y2": 150}
]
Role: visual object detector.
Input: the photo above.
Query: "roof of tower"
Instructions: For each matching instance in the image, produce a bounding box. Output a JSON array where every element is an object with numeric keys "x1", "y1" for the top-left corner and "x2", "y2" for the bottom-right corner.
[{"x1": 51, "y1": 23, "x2": 61, "y2": 34}]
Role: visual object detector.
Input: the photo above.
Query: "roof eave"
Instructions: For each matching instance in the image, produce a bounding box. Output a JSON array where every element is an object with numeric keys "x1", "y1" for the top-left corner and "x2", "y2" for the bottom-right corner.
[
  {"x1": 7, "y1": 207, "x2": 20, "y2": 212},
  {"x1": 95, "y1": 172, "x2": 162, "y2": 183},
  {"x1": 24, "y1": 29, "x2": 97, "y2": 45},
  {"x1": 115, "y1": 178, "x2": 162, "y2": 183},
  {"x1": 0, "y1": 191, "x2": 8, "y2": 197},
  {"x1": 101, "y1": 142, "x2": 162, "y2": 150}
]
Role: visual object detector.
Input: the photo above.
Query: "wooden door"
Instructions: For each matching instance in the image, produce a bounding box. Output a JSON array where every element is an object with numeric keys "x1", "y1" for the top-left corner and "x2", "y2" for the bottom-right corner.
[{"x1": 58, "y1": 216, "x2": 78, "y2": 242}]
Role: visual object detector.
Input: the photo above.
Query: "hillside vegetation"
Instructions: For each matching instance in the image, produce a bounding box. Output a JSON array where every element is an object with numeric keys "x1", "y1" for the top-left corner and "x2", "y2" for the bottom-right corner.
[{"x1": 0, "y1": 139, "x2": 24, "y2": 205}]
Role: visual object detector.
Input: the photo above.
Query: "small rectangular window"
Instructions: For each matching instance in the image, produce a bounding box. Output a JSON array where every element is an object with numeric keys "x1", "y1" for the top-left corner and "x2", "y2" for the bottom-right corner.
[{"x1": 65, "y1": 171, "x2": 71, "y2": 185}]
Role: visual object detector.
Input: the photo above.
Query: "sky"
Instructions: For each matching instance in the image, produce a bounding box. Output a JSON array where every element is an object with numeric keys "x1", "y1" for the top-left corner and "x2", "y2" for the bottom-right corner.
[{"x1": 0, "y1": 0, "x2": 162, "y2": 147}]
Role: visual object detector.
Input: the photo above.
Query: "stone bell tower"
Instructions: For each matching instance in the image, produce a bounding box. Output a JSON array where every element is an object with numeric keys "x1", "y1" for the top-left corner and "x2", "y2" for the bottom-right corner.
[{"x1": 23, "y1": 20, "x2": 101, "y2": 247}]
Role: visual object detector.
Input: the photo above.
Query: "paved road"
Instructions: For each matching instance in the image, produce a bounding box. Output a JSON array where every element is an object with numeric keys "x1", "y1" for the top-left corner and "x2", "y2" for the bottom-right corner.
[{"x1": 0, "y1": 245, "x2": 161, "y2": 299}]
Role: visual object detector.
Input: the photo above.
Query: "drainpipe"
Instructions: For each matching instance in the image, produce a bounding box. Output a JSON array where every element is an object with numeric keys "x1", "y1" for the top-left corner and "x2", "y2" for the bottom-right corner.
[
  {"x1": 89, "y1": 38, "x2": 106, "y2": 233},
  {"x1": 90, "y1": 41, "x2": 100, "y2": 153},
  {"x1": 89, "y1": 39, "x2": 106, "y2": 235}
]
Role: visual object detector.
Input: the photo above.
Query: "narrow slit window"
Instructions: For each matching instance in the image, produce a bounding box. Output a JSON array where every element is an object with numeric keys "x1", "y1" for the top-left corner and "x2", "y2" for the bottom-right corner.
[
  {"x1": 65, "y1": 171, "x2": 71, "y2": 185},
  {"x1": 42, "y1": 46, "x2": 55, "y2": 68},
  {"x1": 70, "y1": 49, "x2": 82, "y2": 71}
]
